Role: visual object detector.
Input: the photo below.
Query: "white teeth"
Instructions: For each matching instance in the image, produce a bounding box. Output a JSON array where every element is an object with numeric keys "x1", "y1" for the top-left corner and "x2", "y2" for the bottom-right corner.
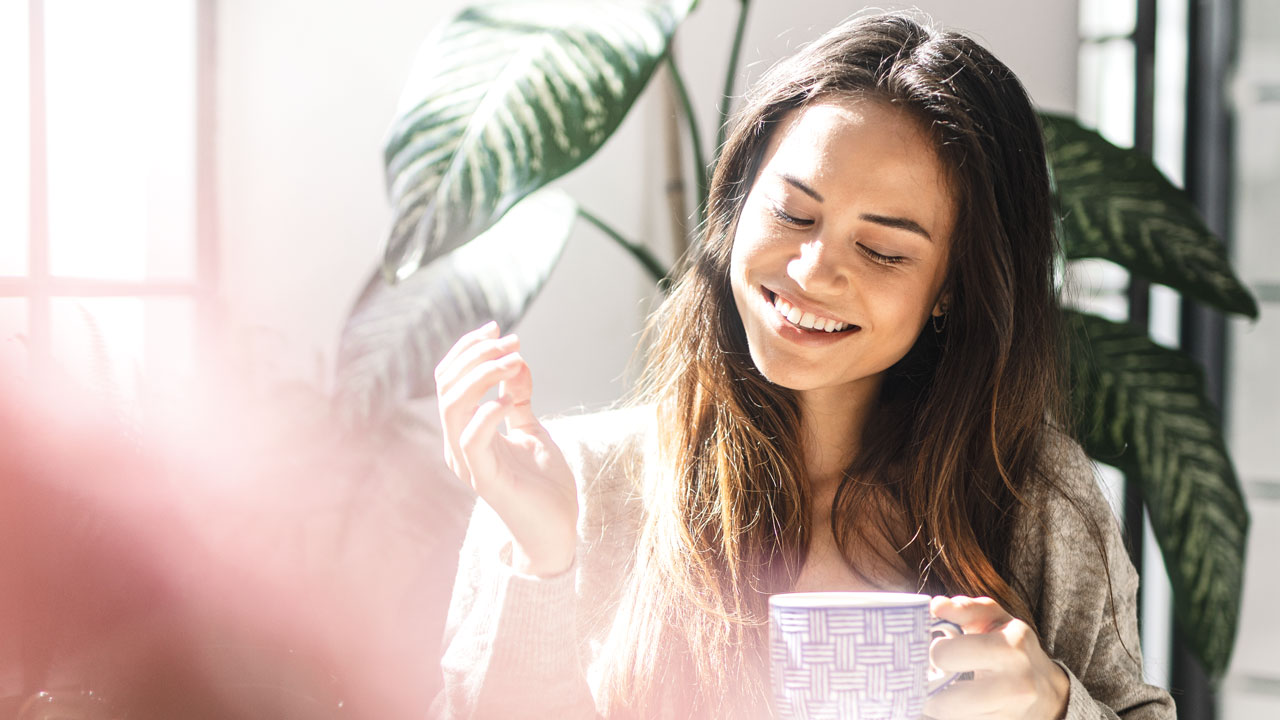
[{"x1": 771, "y1": 291, "x2": 848, "y2": 332}]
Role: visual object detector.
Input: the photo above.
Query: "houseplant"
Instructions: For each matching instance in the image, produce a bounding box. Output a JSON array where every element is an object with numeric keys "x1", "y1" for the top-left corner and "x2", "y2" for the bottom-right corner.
[{"x1": 334, "y1": 0, "x2": 1255, "y2": 683}]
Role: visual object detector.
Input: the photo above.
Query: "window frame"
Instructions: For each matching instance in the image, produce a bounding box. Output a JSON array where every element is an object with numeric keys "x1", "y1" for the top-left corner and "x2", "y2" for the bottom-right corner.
[{"x1": 1, "y1": 0, "x2": 217, "y2": 374}]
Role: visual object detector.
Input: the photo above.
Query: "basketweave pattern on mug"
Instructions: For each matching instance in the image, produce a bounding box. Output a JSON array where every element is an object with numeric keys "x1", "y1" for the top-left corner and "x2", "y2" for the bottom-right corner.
[{"x1": 770, "y1": 604, "x2": 930, "y2": 720}]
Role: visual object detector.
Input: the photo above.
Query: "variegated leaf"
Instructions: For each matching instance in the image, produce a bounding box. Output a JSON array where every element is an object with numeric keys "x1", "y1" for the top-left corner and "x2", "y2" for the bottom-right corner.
[
  {"x1": 335, "y1": 190, "x2": 577, "y2": 429},
  {"x1": 1065, "y1": 309, "x2": 1248, "y2": 680},
  {"x1": 382, "y1": 0, "x2": 694, "y2": 281},
  {"x1": 1041, "y1": 113, "x2": 1258, "y2": 319}
]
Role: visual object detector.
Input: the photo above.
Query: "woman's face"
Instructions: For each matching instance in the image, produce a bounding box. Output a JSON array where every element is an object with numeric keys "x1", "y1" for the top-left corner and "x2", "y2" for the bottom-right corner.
[{"x1": 729, "y1": 96, "x2": 956, "y2": 399}]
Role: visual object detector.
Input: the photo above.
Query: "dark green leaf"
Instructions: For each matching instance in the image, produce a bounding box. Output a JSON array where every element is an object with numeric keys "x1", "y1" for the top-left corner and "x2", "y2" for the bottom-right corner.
[
  {"x1": 335, "y1": 190, "x2": 577, "y2": 429},
  {"x1": 382, "y1": 0, "x2": 694, "y2": 281},
  {"x1": 1065, "y1": 309, "x2": 1249, "y2": 680},
  {"x1": 1041, "y1": 113, "x2": 1258, "y2": 318}
]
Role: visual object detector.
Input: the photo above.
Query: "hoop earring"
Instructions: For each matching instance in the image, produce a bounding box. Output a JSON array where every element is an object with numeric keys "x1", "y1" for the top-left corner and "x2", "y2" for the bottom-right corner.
[{"x1": 932, "y1": 313, "x2": 947, "y2": 333}]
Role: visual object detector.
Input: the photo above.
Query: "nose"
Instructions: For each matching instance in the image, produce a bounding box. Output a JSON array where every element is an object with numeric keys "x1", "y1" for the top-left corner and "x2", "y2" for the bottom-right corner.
[{"x1": 786, "y1": 238, "x2": 849, "y2": 295}]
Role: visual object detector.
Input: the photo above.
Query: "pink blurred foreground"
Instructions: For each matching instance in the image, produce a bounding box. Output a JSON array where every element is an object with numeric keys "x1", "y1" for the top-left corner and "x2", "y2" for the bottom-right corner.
[{"x1": 0, "y1": 361, "x2": 472, "y2": 718}]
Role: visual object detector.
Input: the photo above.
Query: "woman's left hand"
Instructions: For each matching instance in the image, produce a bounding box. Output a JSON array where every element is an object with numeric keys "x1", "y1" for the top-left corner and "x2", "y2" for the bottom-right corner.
[{"x1": 924, "y1": 595, "x2": 1070, "y2": 720}]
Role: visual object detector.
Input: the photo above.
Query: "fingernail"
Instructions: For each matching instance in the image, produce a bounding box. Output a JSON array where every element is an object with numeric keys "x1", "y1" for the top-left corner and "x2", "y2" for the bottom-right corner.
[
  {"x1": 499, "y1": 334, "x2": 519, "y2": 345},
  {"x1": 481, "y1": 320, "x2": 498, "y2": 332}
]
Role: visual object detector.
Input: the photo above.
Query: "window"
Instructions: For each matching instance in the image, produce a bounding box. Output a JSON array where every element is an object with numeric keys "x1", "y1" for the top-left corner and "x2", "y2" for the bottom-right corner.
[
  {"x1": 0, "y1": 0, "x2": 212, "y2": 402},
  {"x1": 1074, "y1": 0, "x2": 1193, "y2": 695}
]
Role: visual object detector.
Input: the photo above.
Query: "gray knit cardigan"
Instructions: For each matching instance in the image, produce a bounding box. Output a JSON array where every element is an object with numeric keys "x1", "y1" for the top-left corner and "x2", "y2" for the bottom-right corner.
[{"x1": 433, "y1": 406, "x2": 1175, "y2": 719}]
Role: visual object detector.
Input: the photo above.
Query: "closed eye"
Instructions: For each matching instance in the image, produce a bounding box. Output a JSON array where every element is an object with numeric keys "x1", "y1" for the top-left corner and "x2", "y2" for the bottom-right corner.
[
  {"x1": 859, "y1": 244, "x2": 906, "y2": 265},
  {"x1": 769, "y1": 205, "x2": 813, "y2": 227}
]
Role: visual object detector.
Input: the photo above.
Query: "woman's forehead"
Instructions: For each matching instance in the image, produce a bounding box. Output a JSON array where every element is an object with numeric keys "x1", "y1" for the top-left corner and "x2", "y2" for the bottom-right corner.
[
  {"x1": 756, "y1": 97, "x2": 957, "y2": 237},
  {"x1": 766, "y1": 98, "x2": 936, "y2": 170}
]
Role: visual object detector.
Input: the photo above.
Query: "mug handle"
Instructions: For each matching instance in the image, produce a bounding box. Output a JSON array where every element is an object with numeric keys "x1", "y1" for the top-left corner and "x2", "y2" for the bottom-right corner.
[{"x1": 926, "y1": 619, "x2": 965, "y2": 696}]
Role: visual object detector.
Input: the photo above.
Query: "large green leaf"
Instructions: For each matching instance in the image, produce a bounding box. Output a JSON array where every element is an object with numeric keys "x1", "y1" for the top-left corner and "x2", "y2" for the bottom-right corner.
[
  {"x1": 1041, "y1": 113, "x2": 1258, "y2": 319},
  {"x1": 382, "y1": 0, "x2": 694, "y2": 281},
  {"x1": 1065, "y1": 309, "x2": 1248, "y2": 679},
  {"x1": 334, "y1": 190, "x2": 577, "y2": 429}
]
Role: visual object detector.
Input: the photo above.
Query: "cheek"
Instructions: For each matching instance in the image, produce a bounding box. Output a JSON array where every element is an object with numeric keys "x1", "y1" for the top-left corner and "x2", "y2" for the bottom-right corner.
[
  {"x1": 728, "y1": 214, "x2": 779, "y2": 280},
  {"x1": 728, "y1": 242, "x2": 752, "y2": 321},
  {"x1": 863, "y1": 280, "x2": 935, "y2": 337},
  {"x1": 728, "y1": 220, "x2": 762, "y2": 290},
  {"x1": 731, "y1": 193, "x2": 774, "y2": 246}
]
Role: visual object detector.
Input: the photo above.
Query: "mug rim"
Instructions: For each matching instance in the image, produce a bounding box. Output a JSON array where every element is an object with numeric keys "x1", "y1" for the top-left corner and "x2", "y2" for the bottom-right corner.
[{"x1": 768, "y1": 591, "x2": 932, "y2": 609}]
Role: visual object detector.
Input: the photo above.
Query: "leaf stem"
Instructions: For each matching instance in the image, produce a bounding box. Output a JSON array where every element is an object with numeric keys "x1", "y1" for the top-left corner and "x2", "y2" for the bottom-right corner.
[
  {"x1": 578, "y1": 208, "x2": 671, "y2": 287},
  {"x1": 716, "y1": 0, "x2": 751, "y2": 161},
  {"x1": 665, "y1": 52, "x2": 707, "y2": 226}
]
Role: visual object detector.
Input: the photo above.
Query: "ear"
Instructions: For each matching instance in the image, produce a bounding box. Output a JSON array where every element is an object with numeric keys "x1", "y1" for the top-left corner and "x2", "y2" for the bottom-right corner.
[{"x1": 932, "y1": 292, "x2": 951, "y2": 318}]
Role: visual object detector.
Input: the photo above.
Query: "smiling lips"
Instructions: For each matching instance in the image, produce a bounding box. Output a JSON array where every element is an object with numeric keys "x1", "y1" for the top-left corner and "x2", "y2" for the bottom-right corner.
[{"x1": 768, "y1": 290, "x2": 857, "y2": 333}]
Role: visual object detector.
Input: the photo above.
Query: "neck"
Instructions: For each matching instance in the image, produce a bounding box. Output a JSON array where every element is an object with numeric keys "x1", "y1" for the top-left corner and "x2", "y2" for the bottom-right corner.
[{"x1": 796, "y1": 377, "x2": 882, "y2": 491}]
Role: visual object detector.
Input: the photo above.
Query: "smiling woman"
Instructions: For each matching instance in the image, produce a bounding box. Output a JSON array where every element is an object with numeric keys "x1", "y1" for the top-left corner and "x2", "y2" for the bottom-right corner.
[
  {"x1": 730, "y1": 98, "x2": 953, "y2": 402},
  {"x1": 432, "y1": 12, "x2": 1175, "y2": 720}
]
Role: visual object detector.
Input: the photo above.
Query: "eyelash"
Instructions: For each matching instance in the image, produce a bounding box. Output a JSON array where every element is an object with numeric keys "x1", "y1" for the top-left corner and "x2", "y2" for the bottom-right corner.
[
  {"x1": 860, "y1": 246, "x2": 907, "y2": 266},
  {"x1": 768, "y1": 205, "x2": 906, "y2": 266},
  {"x1": 769, "y1": 205, "x2": 812, "y2": 227}
]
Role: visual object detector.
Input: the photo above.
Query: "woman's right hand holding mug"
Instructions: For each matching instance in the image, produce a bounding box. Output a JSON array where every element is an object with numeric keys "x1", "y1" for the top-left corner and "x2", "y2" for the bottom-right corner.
[{"x1": 435, "y1": 321, "x2": 578, "y2": 577}]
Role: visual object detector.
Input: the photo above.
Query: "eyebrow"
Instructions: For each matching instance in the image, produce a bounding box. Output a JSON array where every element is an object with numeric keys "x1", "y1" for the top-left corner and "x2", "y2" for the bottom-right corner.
[
  {"x1": 778, "y1": 172, "x2": 934, "y2": 242},
  {"x1": 860, "y1": 213, "x2": 934, "y2": 242},
  {"x1": 780, "y1": 173, "x2": 825, "y2": 203}
]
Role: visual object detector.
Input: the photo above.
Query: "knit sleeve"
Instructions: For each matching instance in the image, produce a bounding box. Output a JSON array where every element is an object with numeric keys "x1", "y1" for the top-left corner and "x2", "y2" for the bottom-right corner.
[
  {"x1": 1010, "y1": 431, "x2": 1175, "y2": 720},
  {"x1": 432, "y1": 499, "x2": 599, "y2": 719},
  {"x1": 431, "y1": 407, "x2": 649, "y2": 719}
]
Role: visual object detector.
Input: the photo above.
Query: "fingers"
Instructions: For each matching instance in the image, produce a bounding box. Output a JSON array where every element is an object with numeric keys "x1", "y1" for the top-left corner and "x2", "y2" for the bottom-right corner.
[
  {"x1": 930, "y1": 597, "x2": 1028, "y2": 674},
  {"x1": 924, "y1": 672, "x2": 1031, "y2": 719},
  {"x1": 458, "y1": 397, "x2": 512, "y2": 493},
  {"x1": 931, "y1": 596, "x2": 1012, "y2": 634},
  {"x1": 435, "y1": 326, "x2": 519, "y2": 394},
  {"x1": 442, "y1": 351, "x2": 526, "y2": 419},
  {"x1": 436, "y1": 322, "x2": 522, "y2": 485},
  {"x1": 440, "y1": 352, "x2": 526, "y2": 481},
  {"x1": 930, "y1": 596, "x2": 1018, "y2": 675},
  {"x1": 498, "y1": 361, "x2": 538, "y2": 432},
  {"x1": 926, "y1": 596, "x2": 1065, "y2": 720},
  {"x1": 434, "y1": 321, "x2": 499, "y2": 384},
  {"x1": 931, "y1": 628, "x2": 1018, "y2": 673}
]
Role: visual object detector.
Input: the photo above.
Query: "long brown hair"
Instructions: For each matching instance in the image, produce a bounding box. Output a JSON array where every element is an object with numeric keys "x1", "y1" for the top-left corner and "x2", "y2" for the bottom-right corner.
[{"x1": 602, "y1": 13, "x2": 1068, "y2": 717}]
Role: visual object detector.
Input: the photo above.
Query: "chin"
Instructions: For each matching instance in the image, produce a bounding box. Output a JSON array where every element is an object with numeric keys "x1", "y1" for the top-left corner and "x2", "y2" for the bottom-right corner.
[{"x1": 746, "y1": 347, "x2": 823, "y2": 391}]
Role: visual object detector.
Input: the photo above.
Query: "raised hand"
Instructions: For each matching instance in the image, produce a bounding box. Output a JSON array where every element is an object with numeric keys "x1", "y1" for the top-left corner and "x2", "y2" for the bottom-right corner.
[
  {"x1": 925, "y1": 596, "x2": 1071, "y2": 720},
  {"x1": 435, "y1": 322, "x2": 578, "y2": 577}
]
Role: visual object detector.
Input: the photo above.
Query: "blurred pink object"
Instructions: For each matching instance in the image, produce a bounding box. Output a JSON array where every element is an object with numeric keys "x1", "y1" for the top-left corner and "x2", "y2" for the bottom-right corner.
[{"x1": 0, "y1": 360, "x2": 472, "y2": 718}]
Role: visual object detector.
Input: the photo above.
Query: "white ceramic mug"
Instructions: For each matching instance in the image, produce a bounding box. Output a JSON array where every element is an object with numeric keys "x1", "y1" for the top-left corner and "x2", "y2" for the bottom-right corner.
[{"x1": 769, "y1": 592, "x2": 963, "y2": 720}]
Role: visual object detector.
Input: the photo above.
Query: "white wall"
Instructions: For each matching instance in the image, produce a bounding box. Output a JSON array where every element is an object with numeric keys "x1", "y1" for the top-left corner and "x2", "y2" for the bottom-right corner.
[
  {"x1": 215, "y1": 0, "x2": 1079, "y2": 414},
  {"x1": 216, "y1": 0, "x2": 445, "y2": 386}
]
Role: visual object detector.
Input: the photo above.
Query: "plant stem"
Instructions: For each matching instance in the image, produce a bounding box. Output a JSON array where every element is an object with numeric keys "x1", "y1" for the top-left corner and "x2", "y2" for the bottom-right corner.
[
  {"x1": 578, "y1": 208, "x2": 671, "y2": 287},
  {"x1": 661, "y1": 58, "x2": 691, "y2": 259},
  {"x1": 665, "y1": 52, "x2": 707, "y2": 226},
  {"x1": 716, "y1": 0, "x2": 751, "y2": 161}
]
